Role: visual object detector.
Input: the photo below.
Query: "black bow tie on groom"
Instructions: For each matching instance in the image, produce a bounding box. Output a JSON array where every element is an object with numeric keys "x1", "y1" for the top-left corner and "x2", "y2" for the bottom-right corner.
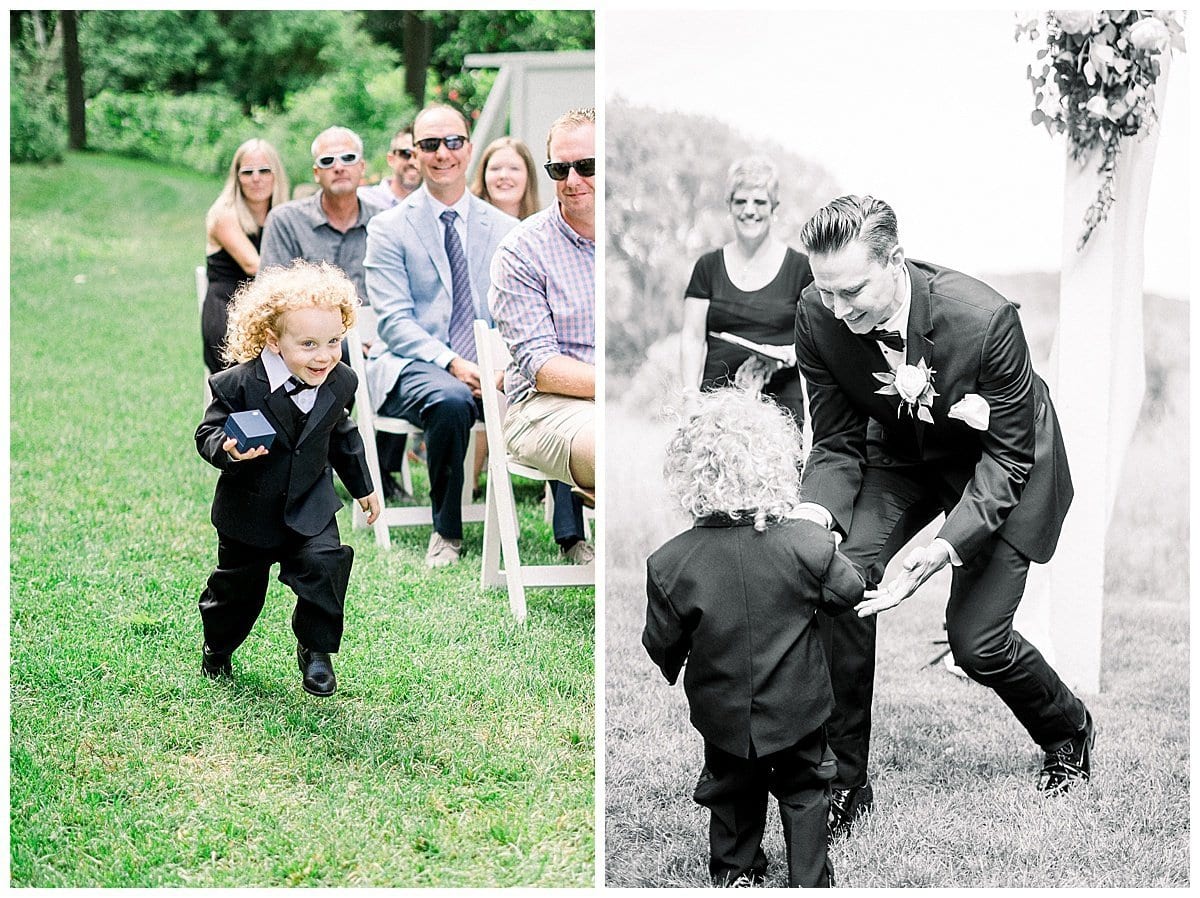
[
  {"x1": 285, "y1": 375, "x2": 316, "y2": 396},
  {"x1": 863, "y1": 328, "x2": 905, "y2": 352}
]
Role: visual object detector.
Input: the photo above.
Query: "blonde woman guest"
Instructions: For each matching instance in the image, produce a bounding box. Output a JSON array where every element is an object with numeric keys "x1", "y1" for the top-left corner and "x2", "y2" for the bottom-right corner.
[
  {"x1": 202, "y1": 139, "x2": 290, "y2": 373},
  {"x1": 679, "y1": 156, "x2": 812, "y2": 423},
  {"x1": 471, "y1": 136, "x2": 541, "y2": 220},
  {"x1": 643, "y1": 389, "x2": 867, "y2": 887}
]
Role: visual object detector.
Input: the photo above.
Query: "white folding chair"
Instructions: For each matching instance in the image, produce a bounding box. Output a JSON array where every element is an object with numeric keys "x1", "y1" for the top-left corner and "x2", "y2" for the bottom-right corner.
[
  {"x1": 197, "y1": 265, "x2": 213, "y2": 408},
  {"x1": 474, "y1": 320, "x2": 595, "y2": 623},
  {"x1": 344, "y1": 328, "x2": 486, "y2": 548}
]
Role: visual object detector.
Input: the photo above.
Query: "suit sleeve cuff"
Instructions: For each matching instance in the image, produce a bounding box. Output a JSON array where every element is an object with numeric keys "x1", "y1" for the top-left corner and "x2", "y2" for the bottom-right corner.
[
  {"x1": 933, "y1": 536, "x2": 963, "y2": 567},
  {"x1": 793, "y1": 502, "x2": 833, "y2": 530}
]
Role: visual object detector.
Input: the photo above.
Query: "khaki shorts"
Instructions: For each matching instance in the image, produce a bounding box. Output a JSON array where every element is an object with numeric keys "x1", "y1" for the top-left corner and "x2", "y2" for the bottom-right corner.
[{"x1": 503, "y1": 392, "x2": 594, "y2": 488}]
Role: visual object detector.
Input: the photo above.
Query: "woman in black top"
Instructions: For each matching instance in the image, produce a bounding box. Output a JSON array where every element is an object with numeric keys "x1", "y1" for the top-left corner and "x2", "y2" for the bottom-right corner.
[
  {"x1": 679, "y1": 156, "x2": 812, "y2": 424},
  {"x1": 202, "y1": 138, "x2": 290, "y2": 372}
]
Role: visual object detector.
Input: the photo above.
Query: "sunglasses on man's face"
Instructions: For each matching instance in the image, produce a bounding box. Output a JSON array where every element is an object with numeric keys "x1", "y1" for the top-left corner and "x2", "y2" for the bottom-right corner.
[
  {"x1": 414, "y1": 135, "x2": 467, "y2": 153},
  {"x1": 314, "y1": 151, "x2": 362, "y2": 169},
  {"x1": 390, "y1": 147, "x2": 415, "y2": 159},
  {"x1": 238, "y1": 167, "x2": 273, "y2": 178},
  {"x1": 543, "y1": 158, "x2": 596, "y2": 181}
]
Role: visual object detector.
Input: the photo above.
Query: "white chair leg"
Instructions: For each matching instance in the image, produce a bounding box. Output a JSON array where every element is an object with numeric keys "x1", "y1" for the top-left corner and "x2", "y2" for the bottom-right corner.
[
  {"x1": 481, "y1": 473, "x2": 505, "y2": 589},
  {"x1": 493, "y1": 462, "x2": 528, "y2": 624}
]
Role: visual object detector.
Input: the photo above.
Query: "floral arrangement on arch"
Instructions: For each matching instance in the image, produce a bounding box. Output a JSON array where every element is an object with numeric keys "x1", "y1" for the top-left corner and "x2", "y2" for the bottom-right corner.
[{"x1": 1015, "y1": 10, "x2": 1186, "y2": 250}]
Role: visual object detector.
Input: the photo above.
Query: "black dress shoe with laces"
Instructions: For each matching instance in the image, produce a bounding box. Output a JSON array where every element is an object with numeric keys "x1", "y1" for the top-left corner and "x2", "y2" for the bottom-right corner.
[
  {"x1": 1037, "y1": 711, "x2": 1094, "y2": 794},
  {"x1": 201, "y1": 644, "x2": 232, "y2": 678},
  {"x1": 827, "y1": 778, "x2": 873, "y2": 841},
  {"x1": 296, "y1": 643, "x2": 337, "y2": 696}
]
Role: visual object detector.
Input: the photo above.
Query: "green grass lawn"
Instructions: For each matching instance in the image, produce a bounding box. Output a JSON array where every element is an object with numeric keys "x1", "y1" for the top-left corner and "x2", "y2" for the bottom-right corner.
[
  {"x1": 9, "y1": 152, "x2": 595, "y2": 887},
  {"x1": 604, "y1": 286, "x2": 1189, "y2": 887}
]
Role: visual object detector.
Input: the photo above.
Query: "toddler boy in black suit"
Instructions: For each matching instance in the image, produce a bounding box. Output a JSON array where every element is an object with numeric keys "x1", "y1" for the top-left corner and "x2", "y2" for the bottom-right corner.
[
  {"x1": 195, "y1": 260, "x2": 380, "y2": 696},
  {"x1": 643, "y1": 389, "x2": 869, "y2": 887}
]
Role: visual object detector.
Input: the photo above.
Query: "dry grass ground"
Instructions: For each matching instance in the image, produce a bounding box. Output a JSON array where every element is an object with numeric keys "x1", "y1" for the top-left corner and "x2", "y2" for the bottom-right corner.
[{"x1": 603, "y1": 288, "x2": 1189, "y2": 887}]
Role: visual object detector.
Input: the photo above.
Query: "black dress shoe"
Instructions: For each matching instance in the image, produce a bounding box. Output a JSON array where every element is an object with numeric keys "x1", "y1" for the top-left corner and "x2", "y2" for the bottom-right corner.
[
  {"x1": 828, "y1": 778, "x2": 874, "y2": 841},
  {"x1": 201, "y1": 643, "x2": 232, "y2": 678},
  {"x1": 296, "y1": 643, "x2": 337, "y2": 696},
  {"x1": 1037, "y1": 711, "x2": 1094, "y2": 794}
]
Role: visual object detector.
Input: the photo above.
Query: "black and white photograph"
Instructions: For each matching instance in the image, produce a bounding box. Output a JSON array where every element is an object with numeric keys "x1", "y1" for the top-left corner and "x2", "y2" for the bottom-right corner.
[{"x1": 604, "y1": 8, "x2": 1190, "y2": 888}]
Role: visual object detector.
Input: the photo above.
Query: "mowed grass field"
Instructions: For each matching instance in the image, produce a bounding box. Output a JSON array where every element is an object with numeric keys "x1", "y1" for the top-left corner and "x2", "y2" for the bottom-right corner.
[
  {"x1": 9, "y1": 153, "x2": 594, "y2": 887},
  {"x1": 604, "y1": 284, "x2": 1189, "y2": 887}
]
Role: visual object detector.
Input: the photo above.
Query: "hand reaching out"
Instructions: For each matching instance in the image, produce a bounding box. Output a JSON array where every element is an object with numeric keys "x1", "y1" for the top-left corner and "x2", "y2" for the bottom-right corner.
[
  {"x1": 854, "y1": 541, "x2": 952, "y2": 617},
  {"x1": 855, "y1": 585, "x2": 901, "y2": 617}
]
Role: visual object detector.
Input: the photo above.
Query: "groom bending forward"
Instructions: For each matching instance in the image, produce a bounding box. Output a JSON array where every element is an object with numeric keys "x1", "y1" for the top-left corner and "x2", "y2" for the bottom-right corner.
[{"x1": 792, "y1": 195, "x2": 1094, "y2": 839}]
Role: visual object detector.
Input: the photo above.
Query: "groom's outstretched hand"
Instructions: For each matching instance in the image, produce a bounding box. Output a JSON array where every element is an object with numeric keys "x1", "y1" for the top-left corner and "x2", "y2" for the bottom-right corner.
[
  {"x1": 855, "y1": 585, "x2": 901, "y2": 617},
  {"x1": 854, "y1": 541, "x2": 952, "y2": 617}
]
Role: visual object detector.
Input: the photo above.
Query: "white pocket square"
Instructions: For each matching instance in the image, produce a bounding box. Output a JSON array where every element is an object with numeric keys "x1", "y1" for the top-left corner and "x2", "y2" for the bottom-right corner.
[{"x1": 948, "y1": 393, "x2": 990, "y2": 430}]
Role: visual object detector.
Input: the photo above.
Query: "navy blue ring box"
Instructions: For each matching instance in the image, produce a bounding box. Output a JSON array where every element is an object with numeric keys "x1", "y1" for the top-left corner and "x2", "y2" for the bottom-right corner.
[{"x1": 225, "y1": 409, "x2": 276, "y2": 452}]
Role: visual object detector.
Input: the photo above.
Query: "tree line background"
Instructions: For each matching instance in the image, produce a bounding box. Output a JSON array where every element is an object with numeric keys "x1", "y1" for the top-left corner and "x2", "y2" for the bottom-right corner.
[{"x1": 10, "y1": 10, "x2": 594, "y2": 185}]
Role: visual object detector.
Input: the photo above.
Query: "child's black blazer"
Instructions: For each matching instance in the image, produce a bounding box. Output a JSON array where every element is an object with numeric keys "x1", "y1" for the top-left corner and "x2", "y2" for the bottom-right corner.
[
  {"x1": 196, "y1": 357, "x2": 374, "y2": 548},
  {"x1": 644, "y1": 515, "x2": 866, "y2": 759}
]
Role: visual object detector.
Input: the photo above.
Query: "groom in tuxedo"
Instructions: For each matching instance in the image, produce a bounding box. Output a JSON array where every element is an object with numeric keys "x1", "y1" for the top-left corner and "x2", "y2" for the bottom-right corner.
[{"x1": 792, "y1": 195, "x2": 1094, "y2": 839}]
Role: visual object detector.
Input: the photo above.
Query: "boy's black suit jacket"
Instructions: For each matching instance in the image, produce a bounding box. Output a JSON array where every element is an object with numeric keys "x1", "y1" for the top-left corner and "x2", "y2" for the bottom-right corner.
[
  {"x1": 196, "y1": 357, "x2": 374, "y2": 548},
  {"x1": 644, "y1": 516, "x2": 866, "y2": 759}
]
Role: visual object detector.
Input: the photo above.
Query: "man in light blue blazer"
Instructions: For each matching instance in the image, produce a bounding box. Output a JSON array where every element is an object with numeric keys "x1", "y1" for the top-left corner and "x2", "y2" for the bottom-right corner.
[{"x1": 364, "y1": 103, "x2": 519, "y2": 567}]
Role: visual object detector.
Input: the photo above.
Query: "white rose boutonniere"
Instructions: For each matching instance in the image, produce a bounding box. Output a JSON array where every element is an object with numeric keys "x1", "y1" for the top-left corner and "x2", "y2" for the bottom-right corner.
[
  {"x1": 874, "y1": 358, "x2": 937, "y2": 424},
  {"x1": 947, "y1": 393, "x2": 991, "y2": 431}
]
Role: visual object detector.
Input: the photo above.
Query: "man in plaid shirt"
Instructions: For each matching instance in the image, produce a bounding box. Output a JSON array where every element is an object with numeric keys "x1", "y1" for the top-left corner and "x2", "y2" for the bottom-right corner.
[{"x1": 489, "y1": 107, "x2": 596, "y2": 507}]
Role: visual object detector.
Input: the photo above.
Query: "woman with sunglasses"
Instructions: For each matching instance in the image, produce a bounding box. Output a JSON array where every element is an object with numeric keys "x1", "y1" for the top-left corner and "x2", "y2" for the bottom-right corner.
[
  {"x1": 679, "y1": 156, "x2": 813, "y2": 426},
  {"x1": 202, "y1": 138, "x2": 290, "y2": 373},
  {"x1": 470, "y1": 136, "x2": 541, "y2": 221}
]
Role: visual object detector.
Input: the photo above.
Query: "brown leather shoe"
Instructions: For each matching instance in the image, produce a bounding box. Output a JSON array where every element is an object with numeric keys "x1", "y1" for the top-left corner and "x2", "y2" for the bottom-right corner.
[{"x1": 1037, "y1": 711, "x2": 1094, "y2": 794}]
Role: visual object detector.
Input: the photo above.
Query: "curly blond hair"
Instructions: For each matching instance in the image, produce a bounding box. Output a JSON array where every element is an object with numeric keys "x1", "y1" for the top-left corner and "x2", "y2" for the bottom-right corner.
[
  {"x1": 663, "y1": 388, "x2": 804, "y2": 531},
  {"x1": 222, "y1": 260, "x2": 359, "y2": 364}
]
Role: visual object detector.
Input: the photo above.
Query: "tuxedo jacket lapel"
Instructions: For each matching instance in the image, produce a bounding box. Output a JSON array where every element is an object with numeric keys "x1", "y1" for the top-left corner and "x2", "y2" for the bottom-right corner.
[
  {"x1": 905, "y1": 262, "x2": 936, "y2": 451},
  {"x1": 465, "y1": 198, "x2": 494, "y2": 317},
  {"x1": 297, "y1": 381, "x2": 340, "y2": 446},
  {"x1": 411, "y1": 191, "x2": 454, "y2": 300}
]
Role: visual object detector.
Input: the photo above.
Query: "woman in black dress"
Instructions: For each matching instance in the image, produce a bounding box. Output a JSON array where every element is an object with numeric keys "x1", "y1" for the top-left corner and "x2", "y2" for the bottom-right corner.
[
  {"x1": 679, "y1": 156, "x2": 812, "y2": 424},
  {"x1": 202, "y1": 138, "x2": 290, "y2": 372}
]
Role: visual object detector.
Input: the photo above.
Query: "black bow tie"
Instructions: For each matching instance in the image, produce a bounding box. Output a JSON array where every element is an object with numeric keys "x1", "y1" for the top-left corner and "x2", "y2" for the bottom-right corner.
[
  {"x1": 285, "y1": 375, "x2": 316, "y2": 396},
  {"x1": 864, "y1": 328, "x2": 905, "y2": 352}
]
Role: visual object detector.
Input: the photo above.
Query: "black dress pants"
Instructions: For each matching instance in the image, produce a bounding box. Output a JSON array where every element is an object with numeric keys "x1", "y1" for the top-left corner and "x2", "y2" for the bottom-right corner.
[
  {"x1": 816, "y1": 461, "x2": 1090, "y2": 789},
  {"x1": 693, "y1": 730, "x2": 836, "y2": 888},
  {"x1": 199, "y1": 516, "x2": 353, "y2": 655}
]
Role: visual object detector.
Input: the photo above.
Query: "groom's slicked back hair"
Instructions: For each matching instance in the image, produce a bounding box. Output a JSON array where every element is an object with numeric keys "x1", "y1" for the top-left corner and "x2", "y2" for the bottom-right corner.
[{"x1": 800, "y1": 195, "x2": 899, "y2": 265}]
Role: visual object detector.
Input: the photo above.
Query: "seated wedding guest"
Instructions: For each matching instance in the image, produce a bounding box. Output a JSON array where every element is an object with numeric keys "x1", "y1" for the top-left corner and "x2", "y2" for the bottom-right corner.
[
  {"x1": 471, "y1": 136, "x2": 541, "y2": 220},
  {"x1": 359, "y1": 126, "x2": 422, "y2": 209},
  {"x1": 643, "y1": 388, "x2": 867, "y2": 888},
  {"x1": 364, "y1": 103, "x2": 519, "y2": 568},
  {"x1": 489, "y1": 110, "x2": 596, "y2": 564},
  {"x1": 201, "y1": 139, "x2": 290, "y2": 374},
  {"x1": 473, "y1": 134, "x2": 589, "y2": 560},
  {"x1": 195, "y1": 260, "x2": 380, "y2": 696},
  {"x1": 679, "y1": 156, "x2": 812, "y2": 422}
]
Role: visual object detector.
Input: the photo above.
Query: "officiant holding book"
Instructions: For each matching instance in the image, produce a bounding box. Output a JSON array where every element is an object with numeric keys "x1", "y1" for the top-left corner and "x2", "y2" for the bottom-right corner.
[{"x1": 679, "y1": 156, "x2": 812, "y2": 422}]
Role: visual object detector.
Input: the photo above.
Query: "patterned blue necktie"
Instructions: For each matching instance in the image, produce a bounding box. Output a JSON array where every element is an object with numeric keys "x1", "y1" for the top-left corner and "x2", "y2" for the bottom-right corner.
[{"x1": 440, "y1": 209, "x2": 477, "y2": 362}]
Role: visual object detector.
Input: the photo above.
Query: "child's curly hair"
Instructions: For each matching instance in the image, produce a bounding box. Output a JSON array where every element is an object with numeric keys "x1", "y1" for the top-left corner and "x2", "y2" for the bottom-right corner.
[
  {"x1": 663, "y1": 388, "x2": 804, "y2": 531},
  {"x1": 222, "y1": 260, "x2": 359, "y2": 364}
]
